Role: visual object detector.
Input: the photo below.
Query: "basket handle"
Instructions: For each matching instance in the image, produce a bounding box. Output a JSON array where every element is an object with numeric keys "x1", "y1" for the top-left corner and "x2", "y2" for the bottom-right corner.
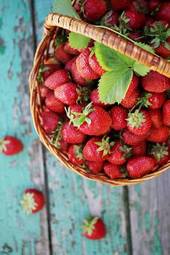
[{"x1": 44, "y1": 13, "x2": 170, "y2": 78}]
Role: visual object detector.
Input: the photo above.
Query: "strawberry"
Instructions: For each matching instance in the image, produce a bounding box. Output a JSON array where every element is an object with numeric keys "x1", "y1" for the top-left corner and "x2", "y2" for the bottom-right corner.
[
  {"x1": 163, "y1": 100, "x2": 170, "y2": 127},
  {"x1": 129, "y1": 32, "x2": 142, "y2": 41},
  {"x1": 66, "y1": 103, "x2": 112, "y2": 136},
  {"x1": 127, "y1": 156, "x2": 156, "y2": 178},
  {"x1": 122, "y1": 130, "x2": 149, "y2": 145},
  {"x1": 132, "y1": 141, "x2": 146, "y2": 156},
  {"x1": 149, "y1": 0, "x2": 160, "y2": 12},
  {"x1": 137, "y1": 92, "x2": 165, "y2": 109},
  {"x1": 82, "y1": 217, "x2": 106, "y2": 240},
  {"x1": 150, "y1": 109, "x2": 162, "y2": 128},
  {"x1": 21, "y1": 189, "x2": 45, "y2": 214},
  {"x1": 68, "y1": 144, "x2": 84, "y2": 166},
  {"x1": 71, "y1": 59, "x2": 89, "y2": 86},
  {"x1": 88, "y1": 53, "x2": 105, "y2": 76},
  {"x1": 121, "y1": 90, "x2": 140, "y2": 109},
  {"x1": 127, "y1": 109, "x2": 152, "y2": 136},
  {"x1": 125, "y1": 75, "x2": 139, "y2": 97},
  {"x1": 155, "y1": 39, "x2": 170, "y2": 59},
  {"x1": 76, "y1": 49, "x2": 100, "y2": 80},
  {"x1": 83, "y1": 137, "x2": 112, "y2": 162},
  {"x1": 0, "y1": 136, "x2": 23, "y2": 156},
  {"x1": 142, "y1": 71, "x2": 170, "y2": 93},
  {"x1": 157, "y1": 2, "x2": 170, "y2": 24},
  {"x1": 45, "y1": 92, "x2": 65, "y2": 113},
  {"x1": 104, "y1": 163, "x2": 123, "y2": 179},
  {"x1": 111, "y1": 0, "x2": 129, "y2": 11},
  {"x1": 147, "y1": 126, "x2": 169, "y2": 143},
  {"x1": 44, "y1": 69, "x2": 70, "y2": 90},
  {"x1": 124, "y1": 8, "x2": 146, "y2": 30},
  {"x1": 41, "y1": 111, "x2": 59, "y2": 134},
  {"x1": 37, "y1": 63, "x2": 61, "y2": 83},
  {"x1": 151, "y1": 143, "x2": 169, "y2": 166},
  {"x1": 64, "y1": 42, "x2": 80, "y2": 55},
  {"x1": 90, "y1": 89, "x2": 105, "y2": 107},
  {"x1": 65, "y1": 57, "x2": 76, "y2": 72},
  {"x1": 61, "y1": 121, "x2": 85, "y2": 144},
  {"x1": 55, "y1": 44, "x2": 72, "y2": 64},
  {"x1": 83, "y1": 0, "x2": 107, "y2": 21},
  {"x1": 54, "y1": 82, "x2": 78, "y2": 106},
  {"x1": 39, "y1": 86, "x2": 51, "y2": 99},
  {"x1": 107, "y1": 141, "x2": 131, "y2": 165},
  {"x1": 110, "y1": 106, "x2": 127, "y2": 131},
  {"x1": 101, "y1": 10, "x2": 119, "y2": 27},
  {"x1": 87, "y1": 161, "x2": 103, "y2": 174}
]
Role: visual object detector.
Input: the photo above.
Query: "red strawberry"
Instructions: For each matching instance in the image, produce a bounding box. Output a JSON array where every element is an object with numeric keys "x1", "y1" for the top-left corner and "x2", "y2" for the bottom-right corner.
[
  {"x1": 142, "y1": 71, "x2": 170, "y2": 93},
  {"x1": 0, "y1": 136, "x2": 23, "y2": 156},
  {"x1": 129, "y1": 32, "x2": 142, "y2": 41},
  {"x1": 147, "y1": 126, "x2": 169, "y2": 143},
  {"x1": 39, "y1": 86, "x2": 51, "y2": 99},
  {"x1": 58, "y1": 139, "x2": 68, "y2": 152},
  {"x1": 61, "y1": 121, "x2": 85, "y2": 144},
  {"x1": 163, "y1": 100, "x2": 170, "y2": 127},
  {"x1": 87, "y1": 161, "x2": 103, "y2": 174},
  {"x1": 88, "y1": 54, "x2": 105, "y2": 76},
  {"x1": 121, "y1": 90, "x2": 140, "y2": 109},
  {"x1": 83, "y1": 137, "x2": 111, "y2": 162},
  {"x1": 64, "y1": 42, "x2": 80, "y2": 55},
  {"x1": 122, "y1": 130, "x2": 149, "y2": 145},
  {"x1": 107, "y1": 141, "x2": 131, "y2": 165},
  {"x1": 68, "y1": 144, "x2": 84, "y2": 166},
  {"x1": 111, "y1": 0, "x2": 129, "y2": 11},
  {"x1": 132, "y1": 141, "x2": 146, "y2": 156},
  {"x1": 66, "y1": 104, "x2": 112, "y2": 136},
  {"x1": 155, "y1": 40, "x2": 170, "y2": 59},
  {"x1": 55, "y1": 44, "x2": 72, "y2": 64},
  {"x1": 151, "y1": 143, "x2": 169, "y2": 166},
  {"x1": 90, "y1": 89, "x2": 105, "y2": 107},
  {"x1": 41, "y1": 111, "x2": 59, "y2": 134},
  {"x1": 21, "y1": 189, "x2": 45, "y2": 214},
  {"x1": 149, "y1": 0, "x2": 160, "y2": 11},
  {"x1": 110, "y1": 106, "x2": 127, "y2": 131},
  {"x1": 45, "y1": 92, "x2": 65, "y2": 113},
  {"x1": 65, "y1": 57, "x2": 76, "y2": 72},
  {"x1": 71, "y1": 59, "x2": 89, "y2": 86},
  {"x1": 127, "y1": 156, "x2": 156, "y2": 178},
  {"x1": 54, "y1": 82, "x2": 78, "y2": 105},
  {"x1": 83, "y1": 0, "x2": 107, "y2": 21},
  {"x1": 125, "y1": 75, "x2": 139, "y2": 97},
  {"x1": 104, "y1": 163, "x2": 123, "y2": 179},
  {"x1": 37, "y1": 62, "x2": 61, "y2": 82},
  {"x1": 101, "y1": 10, "x2": 119, "y2": 26},
  {"x1": 82, "y1": 217, "x2": 106, "y2": 240},
  {"x1": 157, "y1": 2, "x2": 170, "y2": 24},
  {"x1": 124, "y1": 8, "x2": 146, "y2": 30},
  {"x1": 76, "y1": 49, "x2": 100, "y2": 80},
  {"x1": 150, "y1": 109, "x2": 162, "y2": 128},
  {"x1": 127, "y1": 109, "x2": 152, "y2": 136},
  {"x1": 44, "y1": 69, "x2": 70, "y2": 90},
  {"x1": 138, "y1": 92, "x2": 165, "y2": 109}
]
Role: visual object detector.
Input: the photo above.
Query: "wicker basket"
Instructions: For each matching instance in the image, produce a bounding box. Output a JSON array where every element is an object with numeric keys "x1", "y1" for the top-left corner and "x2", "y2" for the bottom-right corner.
[{"x1": 29, "y1": 13, "x2": 170, "y2": 186}]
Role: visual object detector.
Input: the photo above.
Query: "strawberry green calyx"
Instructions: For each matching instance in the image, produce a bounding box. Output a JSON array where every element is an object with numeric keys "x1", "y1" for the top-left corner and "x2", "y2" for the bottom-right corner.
[
  {"x1": 0, "y1": 138, "x2": 9, "y2": 153},
  {"x1": 95, "y1": 136, "x2": 114, "y2": 156},
  {"x1": 83, "y1": 217, "x2": 98, "y2": 235},
  {"x1": 151, "y1": 143, "x2": 168, "y2": 161},
  {"x1": 74, "y1": 145, "x2": 84, "y2": 160},
  {"x1": 137, "y1": 93, "x2": 152, "y2": 108},
  {"x1": 66, "y1": 103, "x2": 93, "y2": 127},
  {"x1": 77, "y1": 87, "x2": 90, "y2": 104},
  {"x1": 51, "y1": 121, "x2": 63, "y2": 149},
  {"x1": 120, "y1": 144, "x2": 132, "y2": 158},
  {"x1": 20, "y1": 193, "x2": 37, "y2": 214},
  {"x1": 114, "y1": 12, "x2": 131, "y2": 36},
  {"x1": 127, "y1": 110, "x2": 146, "y2": 128}
]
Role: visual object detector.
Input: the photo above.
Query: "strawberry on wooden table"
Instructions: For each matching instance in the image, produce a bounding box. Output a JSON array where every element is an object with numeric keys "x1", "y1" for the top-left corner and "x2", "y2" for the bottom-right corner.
[
  {"x1": 21, "y1": 189, "x2": 45, "y2": 214},
  {"x1": 82, "y1": 217, "x2": 106, "y2": 240},
  {"x1": 0, "y1": 136, "x2": 23, "y2": 156}
]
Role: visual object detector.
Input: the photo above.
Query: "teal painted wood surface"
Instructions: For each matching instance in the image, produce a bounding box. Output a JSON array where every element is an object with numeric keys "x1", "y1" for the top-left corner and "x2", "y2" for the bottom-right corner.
[{"x1": 1, "y1": 0, "x2": 170, "y2": 254}]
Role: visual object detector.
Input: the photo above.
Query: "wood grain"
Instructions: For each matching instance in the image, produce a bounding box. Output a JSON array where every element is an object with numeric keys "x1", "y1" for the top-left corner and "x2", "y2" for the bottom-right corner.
[{"x1": 0, "y1": 1, "x2": 49, "y2": 254}]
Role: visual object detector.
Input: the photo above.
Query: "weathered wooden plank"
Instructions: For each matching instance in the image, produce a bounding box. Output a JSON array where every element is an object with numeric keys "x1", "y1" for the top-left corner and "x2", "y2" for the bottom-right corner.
[
  {"x1": 34, "y1": 1, "x2": 130, "y2": 254},
  {"x1": 128, "y1": 171, "x2": 170, "y2": 255},
  {"x1": 0, "y1": 1, "x2": 50, "y2": 254}
]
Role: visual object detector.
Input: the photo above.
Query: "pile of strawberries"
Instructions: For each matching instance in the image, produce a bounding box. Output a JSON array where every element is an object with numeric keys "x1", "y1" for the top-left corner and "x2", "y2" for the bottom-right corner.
[{"x1": 37, "y1": 0, "x2": 170, "y2": 180}]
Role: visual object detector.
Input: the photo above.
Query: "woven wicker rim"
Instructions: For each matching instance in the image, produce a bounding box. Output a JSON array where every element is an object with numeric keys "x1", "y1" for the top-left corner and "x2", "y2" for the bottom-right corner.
[{"x1": 29, "y1": 13, "x2": 170, "y2": 186}]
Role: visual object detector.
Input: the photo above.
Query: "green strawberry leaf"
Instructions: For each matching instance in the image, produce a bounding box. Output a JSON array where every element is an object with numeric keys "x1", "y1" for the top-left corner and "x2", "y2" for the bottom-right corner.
[
  {"x1": 98, "y1": 69, "x2": 133, "y2": 104},
  {"x1": 69, "y1": 32, "x2": 91, "y2": 49},
  {"x1": 53, "y1": 0, "x2": 80, "y2": 19},
  {"x1": 133, "y1": 62, "x2": 150, "y2": 76}
]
